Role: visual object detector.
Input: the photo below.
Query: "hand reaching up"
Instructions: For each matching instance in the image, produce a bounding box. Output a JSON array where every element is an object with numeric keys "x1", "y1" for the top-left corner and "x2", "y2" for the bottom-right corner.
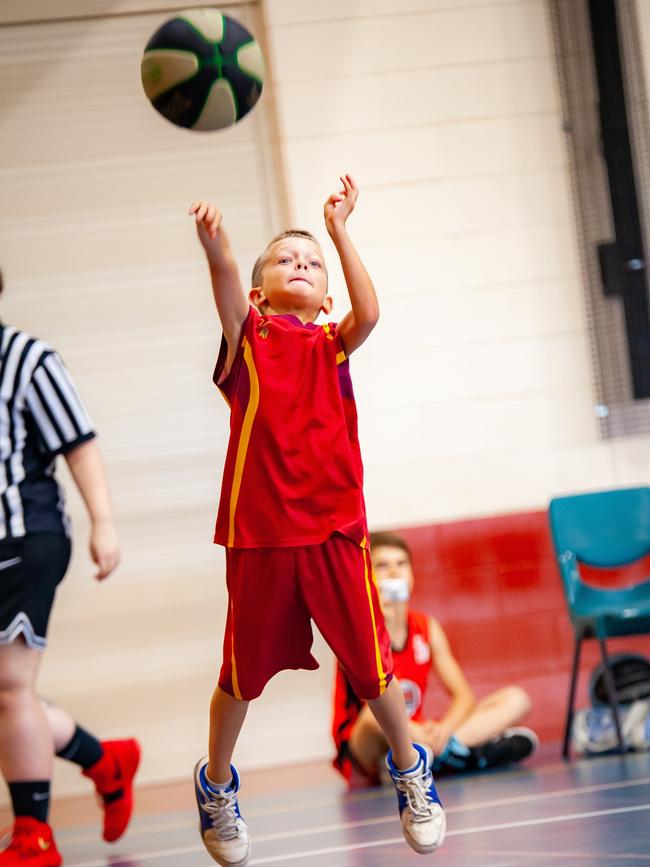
[
  {"x1": 324, "y1": 174, "x2": 358, "y2": 238},
  {"x1": 190, "y1": 200, "x2": 223, "y2": 241}
]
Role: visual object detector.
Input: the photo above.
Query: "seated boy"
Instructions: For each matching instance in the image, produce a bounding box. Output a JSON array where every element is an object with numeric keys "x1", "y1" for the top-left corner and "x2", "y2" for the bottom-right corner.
[{"x1": 333, "y1": 531, "x2": 538, "y2": 785}]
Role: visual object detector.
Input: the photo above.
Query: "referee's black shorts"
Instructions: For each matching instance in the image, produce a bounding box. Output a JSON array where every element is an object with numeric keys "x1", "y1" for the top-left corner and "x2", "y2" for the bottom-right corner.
[{"x1": 0, "y1": 534, "x2": 71, "y2": 651}]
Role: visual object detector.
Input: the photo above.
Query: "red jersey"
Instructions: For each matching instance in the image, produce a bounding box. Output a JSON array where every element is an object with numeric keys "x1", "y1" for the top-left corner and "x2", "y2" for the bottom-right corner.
[
  {"x1": 214, "y1": 307, "x2": 367, "y2": 548},
  {"x1": 390, "y1": 610, "x2": 432, "y2": 722},
  {"x1": 332, "y1": 610, "x2": 432, "y2": 784}
]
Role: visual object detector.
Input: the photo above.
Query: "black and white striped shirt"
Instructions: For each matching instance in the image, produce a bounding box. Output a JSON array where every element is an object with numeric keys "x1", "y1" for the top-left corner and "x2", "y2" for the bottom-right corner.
[{"x1": 0, "y1": 323, "x2": 96, "y2": 540}]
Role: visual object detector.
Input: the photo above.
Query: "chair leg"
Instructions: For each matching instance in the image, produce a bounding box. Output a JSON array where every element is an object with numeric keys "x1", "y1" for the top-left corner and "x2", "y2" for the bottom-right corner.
[
  {"x1": 563, "y1": 632, "x2": 583, "y2": 760},
  {"x1": 597, "y1": 636, "x2": 625, "y2": 754}
]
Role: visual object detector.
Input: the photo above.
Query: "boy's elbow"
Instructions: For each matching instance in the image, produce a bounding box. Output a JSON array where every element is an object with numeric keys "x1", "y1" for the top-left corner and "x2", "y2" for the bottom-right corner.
[
  {"x1": 361, "y1": 301, "x2": 379, "y2": 330},
  {"x1": 357, "y1": 315, "x2": 378, "y2": 345}
]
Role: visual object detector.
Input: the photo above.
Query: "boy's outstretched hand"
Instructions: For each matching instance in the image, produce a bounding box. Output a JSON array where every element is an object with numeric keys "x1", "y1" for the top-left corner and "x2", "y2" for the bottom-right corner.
[
  {"x1": 190, "y1": 200, "x2": 222, "y2": 241},
  {"x1": 324, "y1": 174, "x2": 358, "y2": 237}
]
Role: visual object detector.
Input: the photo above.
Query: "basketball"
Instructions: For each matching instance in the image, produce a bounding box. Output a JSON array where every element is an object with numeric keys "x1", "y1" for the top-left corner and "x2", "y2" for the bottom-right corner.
[{"x1": 141, "y1": 8, "x2": 264, "y2": 131}]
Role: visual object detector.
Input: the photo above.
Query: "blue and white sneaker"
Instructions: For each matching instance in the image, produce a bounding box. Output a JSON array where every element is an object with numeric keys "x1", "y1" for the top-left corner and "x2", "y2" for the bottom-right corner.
[
  {"x1": 386, "y1": 742, "x2": 446, "y2": 854},
  {"x1": 194, "y1": 757, "x2": 250, "y2": 867}
]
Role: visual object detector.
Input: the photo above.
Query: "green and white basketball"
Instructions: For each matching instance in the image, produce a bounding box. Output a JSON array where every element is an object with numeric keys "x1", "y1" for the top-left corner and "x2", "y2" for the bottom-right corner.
[{"x1": 141, "y1": 8, "x2": 264, "y2": 131}]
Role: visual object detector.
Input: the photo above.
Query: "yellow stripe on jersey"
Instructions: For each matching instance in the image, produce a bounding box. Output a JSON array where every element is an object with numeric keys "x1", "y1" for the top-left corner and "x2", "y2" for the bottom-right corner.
[
  {"x1": 227, "y1": 337, "x2": 260, "y2": 547},
  {"x1": 229, "y1": 597, "x2": 242, "y2": 700},
  {"x1": 336, "y1": 350, "x2": 346, "y2": 365},
  {"x1": 361, "y1": 538, "x2": 388, "y2": 695}
]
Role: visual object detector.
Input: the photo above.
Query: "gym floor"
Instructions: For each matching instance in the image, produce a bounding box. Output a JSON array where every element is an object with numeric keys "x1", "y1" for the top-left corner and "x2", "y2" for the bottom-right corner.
[{"x1": 17, "y1": 748, "x2": 650, "y2": 866}]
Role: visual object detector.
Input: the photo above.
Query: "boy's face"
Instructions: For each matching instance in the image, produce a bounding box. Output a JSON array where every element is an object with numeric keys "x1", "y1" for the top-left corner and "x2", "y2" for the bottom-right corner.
[
  {"x1": 251, "y1": 236, "x2": 331, "y2": 321},
  {"x1": 372, "y1": 544, "x2": 414, "y2": 611}
]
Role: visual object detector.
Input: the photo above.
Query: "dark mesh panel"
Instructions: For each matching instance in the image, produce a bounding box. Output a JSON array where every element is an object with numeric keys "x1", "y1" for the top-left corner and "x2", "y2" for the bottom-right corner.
[
  {"x1": 548, "y1": 0, "x2": 650, "y2": 436},
  {"x1": 219, "y1": 14, "x2": 253, "y2": 55},
  {"x1": 221, "y1": 65, "x2": 262, "y2": 121},
  {"x1": 151, "y1": 66, "x2": 216, "y2": 128},
  {"x1": 145, "y1": 18, "x2": 213, "y2": 57},
  {"x1": 219, "y1": 15, "x2": 263, "y2": 120}
]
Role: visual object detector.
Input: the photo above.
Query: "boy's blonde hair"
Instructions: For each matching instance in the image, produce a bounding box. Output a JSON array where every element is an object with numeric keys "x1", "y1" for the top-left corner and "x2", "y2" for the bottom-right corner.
[{"x1": 251, "y1": 229, "x2": 325, "y2": 288}]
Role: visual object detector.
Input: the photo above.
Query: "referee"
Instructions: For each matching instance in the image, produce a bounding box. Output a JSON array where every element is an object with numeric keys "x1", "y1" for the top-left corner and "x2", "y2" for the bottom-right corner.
[{"x1": 0, "y1": 269, "x2": 139, "y2": 865}]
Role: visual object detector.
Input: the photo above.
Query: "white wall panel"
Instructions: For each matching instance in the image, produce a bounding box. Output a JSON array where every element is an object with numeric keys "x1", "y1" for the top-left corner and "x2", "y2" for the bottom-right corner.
[
  {"x1": 0, "y1": 1, "x2": 249, "y2": 25},
  {"x1": 291, "y1": 171, "x2": 575, "y2": 245},
  {"x1": 270, "y1": 2, "x2": 550, "y2": 82},
  {"x1": 268, "y1": 0, "x2": 527, "y2": 26},
  {"x1": 354, "y1": 332, "x2": 592, "y2": 410},
  {"x1": 368, "y1": 280, "x2": 585, "y2": 347},
  {"x1": 364, "y1": 442, "x2": 617, "y2": 529},
  {"x1": 274, "y1": 58, "x2": 560, "y2": 138},
  {"x1": 285, "y1": 115, "x2": 566, "y2": 189}
]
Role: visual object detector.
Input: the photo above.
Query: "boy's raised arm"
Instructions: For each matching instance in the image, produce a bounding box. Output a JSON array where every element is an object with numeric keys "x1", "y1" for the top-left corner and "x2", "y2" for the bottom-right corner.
[
  {"x1": 190, "y1": 200, "x2": 249, "y2": 351},
  {"x1": 324, "y1": 175, "x2": 379, "y2": 356}
]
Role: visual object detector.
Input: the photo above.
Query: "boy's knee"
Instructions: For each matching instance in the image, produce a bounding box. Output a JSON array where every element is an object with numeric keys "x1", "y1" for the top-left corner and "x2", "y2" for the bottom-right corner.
[
  {"x1": 505, "y1": 685, "x2": 531, "y2": 717},
  {"x1": 0, "y1": 680, "x2": 29, "y2": 714}
]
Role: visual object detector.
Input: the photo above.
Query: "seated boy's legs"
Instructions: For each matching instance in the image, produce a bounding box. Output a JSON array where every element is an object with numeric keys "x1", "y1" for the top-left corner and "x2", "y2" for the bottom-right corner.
[
  {"x1": 349, "y1": 684, "x2": 536, "y2": 781},
  {"x1": 454, "y1": 685, "x2": 531, "y2": 746},
  {"x1": 450, "y1": 685, "x2": 538, "y2": 770}
]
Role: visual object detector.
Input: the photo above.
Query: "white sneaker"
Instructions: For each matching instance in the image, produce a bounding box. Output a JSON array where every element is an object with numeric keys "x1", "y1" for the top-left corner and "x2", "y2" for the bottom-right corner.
[
  {"x1": 386, "y1": 743, "x2": 446, "y2": 854},
  {"x1": 194, "y1": 757, "x2": 250, "y2": 866},
  {"x1": 572, "y1": 703, "x2": 649, "y2": 754},
  {"x1": 623, "y1": 700, "x2": 650, "y2": 750}
]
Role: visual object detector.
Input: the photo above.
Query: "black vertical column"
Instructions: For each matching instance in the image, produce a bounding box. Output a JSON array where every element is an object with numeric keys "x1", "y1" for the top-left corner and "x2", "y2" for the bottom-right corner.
[{"x1": 590, "y1": 0, "x2": 650, "y2": 399}]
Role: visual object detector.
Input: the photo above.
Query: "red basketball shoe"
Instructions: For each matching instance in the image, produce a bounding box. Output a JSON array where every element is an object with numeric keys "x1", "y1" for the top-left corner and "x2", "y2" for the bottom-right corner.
[
  {"x1": 0, "y1": 817, "x2": 62, "y2": 866},
  {"x1": 83, "y1": 738, "x2": 141, "y2": 842}
]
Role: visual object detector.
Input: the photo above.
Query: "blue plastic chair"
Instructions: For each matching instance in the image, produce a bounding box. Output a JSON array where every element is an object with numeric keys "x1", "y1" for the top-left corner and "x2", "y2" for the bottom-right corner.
[{"x1": 548, "y1": 487, "x2": 650, "y2": 758}]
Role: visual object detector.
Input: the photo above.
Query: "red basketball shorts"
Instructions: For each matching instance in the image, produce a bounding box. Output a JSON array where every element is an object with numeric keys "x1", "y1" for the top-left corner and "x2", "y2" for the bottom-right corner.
[{"x1": 218, "y1": 533, "x2": 393, "y2": 701}]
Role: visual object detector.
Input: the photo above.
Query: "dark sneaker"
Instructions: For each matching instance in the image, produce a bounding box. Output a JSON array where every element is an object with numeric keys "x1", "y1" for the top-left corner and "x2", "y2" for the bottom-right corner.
[
  {"x1": 386, "y1": 742, "x2": 446, "y2": 854},
  {"x1": 475, "y1": 727, "x2": 538, "y2": 769},
  {"x1": 194, "y1": 757, "x2": 250, "y2": 866}
]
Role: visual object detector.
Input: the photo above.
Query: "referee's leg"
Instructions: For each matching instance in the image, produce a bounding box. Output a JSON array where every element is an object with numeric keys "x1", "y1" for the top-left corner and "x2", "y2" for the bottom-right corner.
[{"x1": 0, "y1": 638, "x2": 53, "y2": 784}]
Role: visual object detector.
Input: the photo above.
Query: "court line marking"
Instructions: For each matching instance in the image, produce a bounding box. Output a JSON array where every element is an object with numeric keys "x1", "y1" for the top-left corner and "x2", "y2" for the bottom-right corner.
[
  {"x1": 247, "y1": 803, "x2": 650, "y2": 865},
  {"x1": 474, "y1": 849, "x2": 650, "y2": 862},
  {"x1": 66, "y1": 801, "x2": 650, "y2": 866},
  {"x1": 56, "y1": 773, "x2": 650, "y2": 846},
  {"x1": 55, "y1": 753, "x2": 575, "y2": 844}
]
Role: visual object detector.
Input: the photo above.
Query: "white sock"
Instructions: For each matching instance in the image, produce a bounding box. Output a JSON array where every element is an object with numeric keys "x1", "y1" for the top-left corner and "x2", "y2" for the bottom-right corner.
[
  {"x1": 205, "y1": 769, "x2": 232, "y2": 792},
  {"x1": 396, "y1": 748, "x2": 422, "y2": 776}
]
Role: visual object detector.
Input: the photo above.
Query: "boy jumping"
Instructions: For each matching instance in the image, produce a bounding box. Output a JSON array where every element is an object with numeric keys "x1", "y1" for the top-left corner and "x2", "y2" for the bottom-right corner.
[{"x1": 190, "y1": 175, "x2": 445, "y2": 866}]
